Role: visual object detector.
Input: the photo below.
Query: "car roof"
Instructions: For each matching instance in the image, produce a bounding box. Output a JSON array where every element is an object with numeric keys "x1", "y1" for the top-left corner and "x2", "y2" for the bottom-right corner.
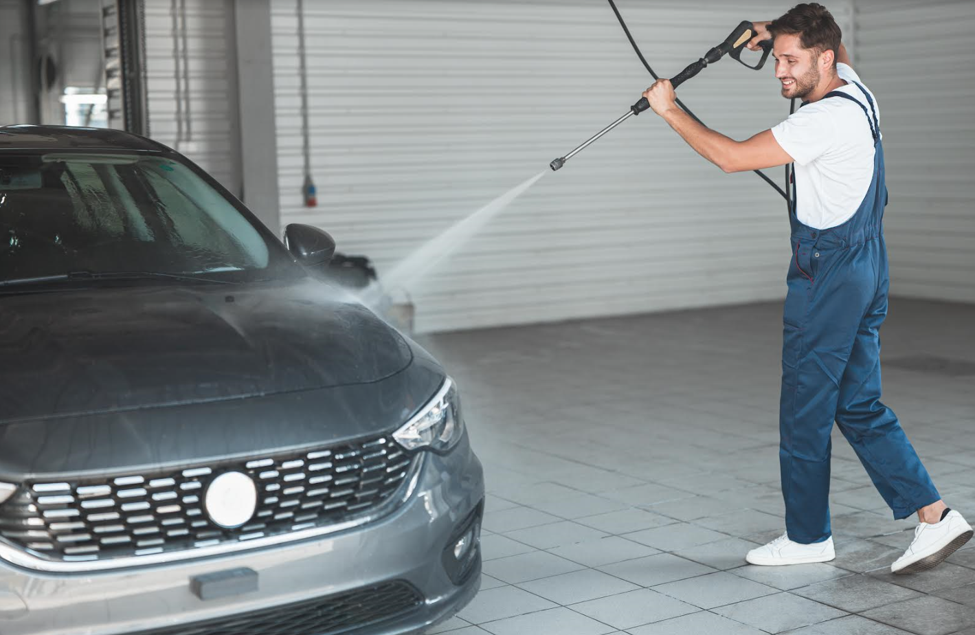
[{"x1": 0, "y1": 125, "x2": 169, "y2": 153}]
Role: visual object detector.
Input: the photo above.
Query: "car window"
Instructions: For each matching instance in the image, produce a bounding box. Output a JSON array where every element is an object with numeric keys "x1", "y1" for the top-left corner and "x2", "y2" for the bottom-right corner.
[{"x1": 0, "y1": 153, "x2": 294, "y2": 284}]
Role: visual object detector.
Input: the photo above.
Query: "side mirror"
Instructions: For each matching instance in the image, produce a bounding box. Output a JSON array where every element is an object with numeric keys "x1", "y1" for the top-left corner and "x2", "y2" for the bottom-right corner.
[{"x1": 284, "y1": 223, "x2": 336, "y2": 267}]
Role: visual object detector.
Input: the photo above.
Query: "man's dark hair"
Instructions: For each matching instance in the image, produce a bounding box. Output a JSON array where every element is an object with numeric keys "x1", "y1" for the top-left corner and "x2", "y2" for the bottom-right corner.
[{"x1": 769, "y1": 3, "x2": 842, "y2": 67}]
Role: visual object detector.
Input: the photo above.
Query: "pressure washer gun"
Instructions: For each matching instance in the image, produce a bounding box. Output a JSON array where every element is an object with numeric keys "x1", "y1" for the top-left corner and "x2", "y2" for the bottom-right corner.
[{"x1": 549, "y1": 21, "x2": 773, "y2": 171}]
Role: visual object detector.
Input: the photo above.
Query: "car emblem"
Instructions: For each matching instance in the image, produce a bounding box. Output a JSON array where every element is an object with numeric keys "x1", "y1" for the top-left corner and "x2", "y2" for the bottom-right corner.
[{"x1": 204, "y1": 471, "x2": 258, "y2": 529}]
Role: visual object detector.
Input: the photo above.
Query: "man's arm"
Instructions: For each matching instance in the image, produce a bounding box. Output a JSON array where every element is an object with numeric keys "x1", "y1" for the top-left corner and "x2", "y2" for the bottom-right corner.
[
  {"x1": 837, "y1": 42, "x2": 852, "y2": 67},
  {"x1": 643, "y1": 79, "x2": 794, "y2": 173}
]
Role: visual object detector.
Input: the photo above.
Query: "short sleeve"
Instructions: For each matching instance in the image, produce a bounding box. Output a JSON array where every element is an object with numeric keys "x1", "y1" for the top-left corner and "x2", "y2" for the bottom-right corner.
[
  {"x1": 770, "y1": 105, "x2": 837, "y2": 166},
  {"x1": 836, "y1": 62, "x2": 861, "y2": 84}
]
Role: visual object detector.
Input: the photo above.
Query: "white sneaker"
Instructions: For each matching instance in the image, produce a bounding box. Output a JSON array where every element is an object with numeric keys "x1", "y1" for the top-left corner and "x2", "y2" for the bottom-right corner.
[
  {"x1": 745, "y1": 533, "x2": 835, "y2": 566},
  {"x1": 891, "y1": 510, "x2": 973, "y2": 575}
]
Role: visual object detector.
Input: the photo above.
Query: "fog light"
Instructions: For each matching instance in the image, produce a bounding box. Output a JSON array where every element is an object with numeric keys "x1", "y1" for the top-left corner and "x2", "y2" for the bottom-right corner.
[
  {"x1": 453, "y1": 530, "x2": 473, "y2": 560},
  {"x1": 441, "y1": 500, "x2": 484, "y2": 585}
]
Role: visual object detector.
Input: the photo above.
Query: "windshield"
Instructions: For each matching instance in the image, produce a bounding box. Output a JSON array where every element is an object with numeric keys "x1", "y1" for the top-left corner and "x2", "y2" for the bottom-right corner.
[{"x1": 0, "y1": 152, "x2": 298, "y2": 286}]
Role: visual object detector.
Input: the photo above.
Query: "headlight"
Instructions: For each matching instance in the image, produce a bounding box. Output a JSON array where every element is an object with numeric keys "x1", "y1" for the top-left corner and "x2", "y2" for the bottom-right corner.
[{"x1": 393, "y1": 378, "x2": 464, "y2": 453}]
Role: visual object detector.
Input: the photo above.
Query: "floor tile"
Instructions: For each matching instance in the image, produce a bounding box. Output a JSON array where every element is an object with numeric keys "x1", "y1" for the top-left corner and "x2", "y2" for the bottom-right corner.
[
  {"x1": 485, "y1": 495, "x2": 522, "y2": 513},
  {"x1": 933, "y1": 582, "x2": 975, "y2": 608},
  {"x1": 731, "y1": 562, "x2": 853, "y2": 590},
  {"x1": 554, "y1": 470, "x2": 649, "y2": 494},
  {"x1": 480, "y1": 534, "x2": 537, "y2": 561},
  {"x1": 646, "y1": 495, "x2": 751, "y2": 522},
  {"x1": 478, "y1": 607, "x2": 616, "y2": 635},
  {"x1": 869, "y1": 562, "x2": 975, "y2": 594},
  {"x1": 575, "y1": 508, "x2": 677, "y2": 534},
  {"x1": 529, "y1": 493, "x2": 629, "y2": 519},
  {"x1": 628, "y1": 610, "x2": 769, "y2": 634},
  {"x1": 653, "y1": 571, "x2": 778, "y2": 609},
  {"x1": 601, "y1": 483, "x2": 696, "y2": 507},
  {"x1": 860, "y1": 595, "x2": 975, "y2": 635},
  {"x1": 482, "y1": 550, "x2": 585, "y2": 584},
  {"x1": 547, "y1": 536, "x2": 661, "y2": 568},
  {"x1": 712, "y1": 592, "x2": 848, "y2": 633},
  {"x1": 622, "y1": 522, "x2": 728, "y2": 552},
  {"x1": 657, "y1": 472, "x2": 758, "y2": 496},
  {"x1": 570, "y1": 588, "x2": 699, "y2": 631},
  {"x1": 781, "y1": 614, "x2": 914, "y2": 634},
  {"x1": 693, "y1": 509, "x2": 785, "y2": 542},
  {"x1": 673, "y1": 536, "x2": 760, "y2": 571},
  {"x1": 830, "y1": 536, "x2": 906, "y2": 573},
  {"x1": 502, "y1": 520, "x2": 609, "y2": 549},
  {"x1": 457, "y1": 586, "x2": 557, "y2": 624},
  {"x1": 597, "y1": 552, "x2": 717, "y2": 587},
  {"x1": 427, "y1": 616, "x2": 472, "y2": 633},
  {"x1": 517, "y1": 569, "x2": 639, "y2": 605},
  {"x1": 830, "y1": 511, "x2": 915, "y2": 539},
  {"x1": 482, "y1": 507, "x2": 562, "y2": 533},
  {"x1": 946, "y1": 543, "x2": 975, "y2": 569},
  {"x1": 791, "y1": 573, "x2": 924, "y2": 613},
  {"x1": 479, "y1": 574, "x2": 506, "y2": 590}
]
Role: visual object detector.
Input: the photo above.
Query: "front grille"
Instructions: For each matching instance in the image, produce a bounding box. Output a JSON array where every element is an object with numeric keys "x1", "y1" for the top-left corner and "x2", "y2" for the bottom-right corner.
[
  {"x1": 136, "y1": 581, "x2": 423, "y2": 635},
  {"x1": 0, "y1": 435, "x2": 415, "y2": 563}
]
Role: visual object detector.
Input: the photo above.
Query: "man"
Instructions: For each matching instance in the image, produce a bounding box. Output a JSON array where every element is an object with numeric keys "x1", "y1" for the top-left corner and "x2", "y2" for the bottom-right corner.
[{"x1": 642, "y1": 3, "x2": 971, "y2": 574}]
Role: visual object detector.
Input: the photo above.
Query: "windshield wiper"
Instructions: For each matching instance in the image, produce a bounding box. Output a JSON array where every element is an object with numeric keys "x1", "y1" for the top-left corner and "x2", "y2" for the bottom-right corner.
[{"x1": 0, "y1": 270, "x2": 234, "y2": 288}]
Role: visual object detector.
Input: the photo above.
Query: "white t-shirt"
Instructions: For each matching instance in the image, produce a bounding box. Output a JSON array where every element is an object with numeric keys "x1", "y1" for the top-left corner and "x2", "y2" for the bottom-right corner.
[{"x1": 770, "y1": 63, "x2": 881, "y2": 230}]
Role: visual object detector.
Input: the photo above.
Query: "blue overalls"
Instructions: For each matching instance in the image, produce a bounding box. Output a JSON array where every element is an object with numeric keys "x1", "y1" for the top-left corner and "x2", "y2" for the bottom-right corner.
[{"x1": 780, "y1": 81, "x2": 942, "y2": 544}]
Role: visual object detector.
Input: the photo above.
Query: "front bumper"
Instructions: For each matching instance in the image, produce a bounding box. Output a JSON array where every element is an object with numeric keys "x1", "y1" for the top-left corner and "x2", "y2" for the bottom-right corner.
[{"x1": 0, "y1": 434, "x2": 484, "y2": 635}]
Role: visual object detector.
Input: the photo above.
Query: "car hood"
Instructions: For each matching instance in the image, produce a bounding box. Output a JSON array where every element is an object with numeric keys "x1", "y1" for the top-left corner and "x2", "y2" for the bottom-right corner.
[
  {"x1": 0, "y1": 278, "x2": 413, "y2": 425},
  {"x1": 0, "y1": 359, "x2": 447, "y2": 480}
]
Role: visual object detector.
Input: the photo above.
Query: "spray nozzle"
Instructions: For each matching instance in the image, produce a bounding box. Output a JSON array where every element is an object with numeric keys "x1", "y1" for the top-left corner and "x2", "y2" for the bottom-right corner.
[{"x1": 550, "y1": 158, "x2": 565, "y2": 172}]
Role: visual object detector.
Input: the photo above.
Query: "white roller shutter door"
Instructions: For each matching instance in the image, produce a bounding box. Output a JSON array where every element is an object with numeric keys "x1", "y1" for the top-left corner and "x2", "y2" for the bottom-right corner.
[
  {"x1": 855, "y1": 0, "x2": 975, "y2": 304},
  {"x1": 143, "y1": 0, "x2": 241, "y2": 195}
]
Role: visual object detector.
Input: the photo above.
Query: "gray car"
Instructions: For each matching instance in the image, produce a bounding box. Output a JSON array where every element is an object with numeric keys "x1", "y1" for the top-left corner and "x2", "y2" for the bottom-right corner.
[{"x1": 0, "y1": 125, "x2": 484, "y2": 634}]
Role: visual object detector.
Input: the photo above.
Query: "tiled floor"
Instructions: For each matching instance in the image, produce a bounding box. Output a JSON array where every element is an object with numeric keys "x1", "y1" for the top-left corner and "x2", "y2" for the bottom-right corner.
[{"x1": 417, "y1": 299, "x2": 975, "y2": 635}]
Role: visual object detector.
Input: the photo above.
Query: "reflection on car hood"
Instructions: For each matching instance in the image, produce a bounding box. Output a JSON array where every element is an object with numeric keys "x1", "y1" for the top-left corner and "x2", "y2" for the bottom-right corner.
[{"x1": 0, "y1": 279, "x2": 413, "y2": 424}]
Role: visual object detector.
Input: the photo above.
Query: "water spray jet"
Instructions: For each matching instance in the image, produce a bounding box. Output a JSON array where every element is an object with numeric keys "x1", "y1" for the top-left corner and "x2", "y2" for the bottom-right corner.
[{"x1": 358, "y1": 171, "x2": 548, "y2": 310}]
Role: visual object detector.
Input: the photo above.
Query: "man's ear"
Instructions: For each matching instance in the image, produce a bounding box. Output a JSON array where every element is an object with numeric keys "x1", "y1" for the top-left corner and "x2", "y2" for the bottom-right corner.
[{"x1": 820, "y1": 48, "x2": 835, "y2": 70}]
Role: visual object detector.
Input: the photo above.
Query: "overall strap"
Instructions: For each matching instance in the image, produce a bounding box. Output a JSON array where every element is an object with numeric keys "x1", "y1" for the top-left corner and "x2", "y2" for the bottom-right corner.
[
  {"x1": 849, "y1": 80, "x2": 880, "y2": 134},
  {"x1": 823, "y1": 90, "x2": 879, "y2": 143}
]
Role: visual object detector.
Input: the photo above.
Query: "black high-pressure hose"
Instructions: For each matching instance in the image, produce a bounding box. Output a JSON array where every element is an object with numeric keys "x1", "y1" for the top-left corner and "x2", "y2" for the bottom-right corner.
[{"x1": 606, "y1": 0, "x2": 794, "y2": 212}]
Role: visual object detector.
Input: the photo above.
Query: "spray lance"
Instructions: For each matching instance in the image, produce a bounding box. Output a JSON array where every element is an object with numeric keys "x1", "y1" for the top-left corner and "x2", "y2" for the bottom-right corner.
[{"x1": 549, "y1": 20, "x2": 773, "y2": 173}]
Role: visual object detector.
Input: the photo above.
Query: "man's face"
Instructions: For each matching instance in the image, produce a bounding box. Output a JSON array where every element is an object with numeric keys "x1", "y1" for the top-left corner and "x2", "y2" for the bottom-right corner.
[{"x1": 773, "y1": 33, "x2": 821, "y2": 99}]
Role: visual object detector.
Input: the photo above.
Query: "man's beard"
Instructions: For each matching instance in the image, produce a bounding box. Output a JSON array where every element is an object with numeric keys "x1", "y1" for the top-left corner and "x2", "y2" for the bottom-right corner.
[{"x1": 782, "y1": 65, "x2": 820, "y2": 99}]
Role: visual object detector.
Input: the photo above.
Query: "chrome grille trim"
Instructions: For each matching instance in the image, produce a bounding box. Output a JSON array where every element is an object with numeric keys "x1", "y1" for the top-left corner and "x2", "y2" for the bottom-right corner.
[
  {"x1": 0, "y1": 440, "x2": 423, "y2": 573},
  {"x1": 77, "y1": 485, "x2": 112, "y2": 498},
  {"x1": 32, "y1": 483, "x2": 70, "y2": 494}
]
